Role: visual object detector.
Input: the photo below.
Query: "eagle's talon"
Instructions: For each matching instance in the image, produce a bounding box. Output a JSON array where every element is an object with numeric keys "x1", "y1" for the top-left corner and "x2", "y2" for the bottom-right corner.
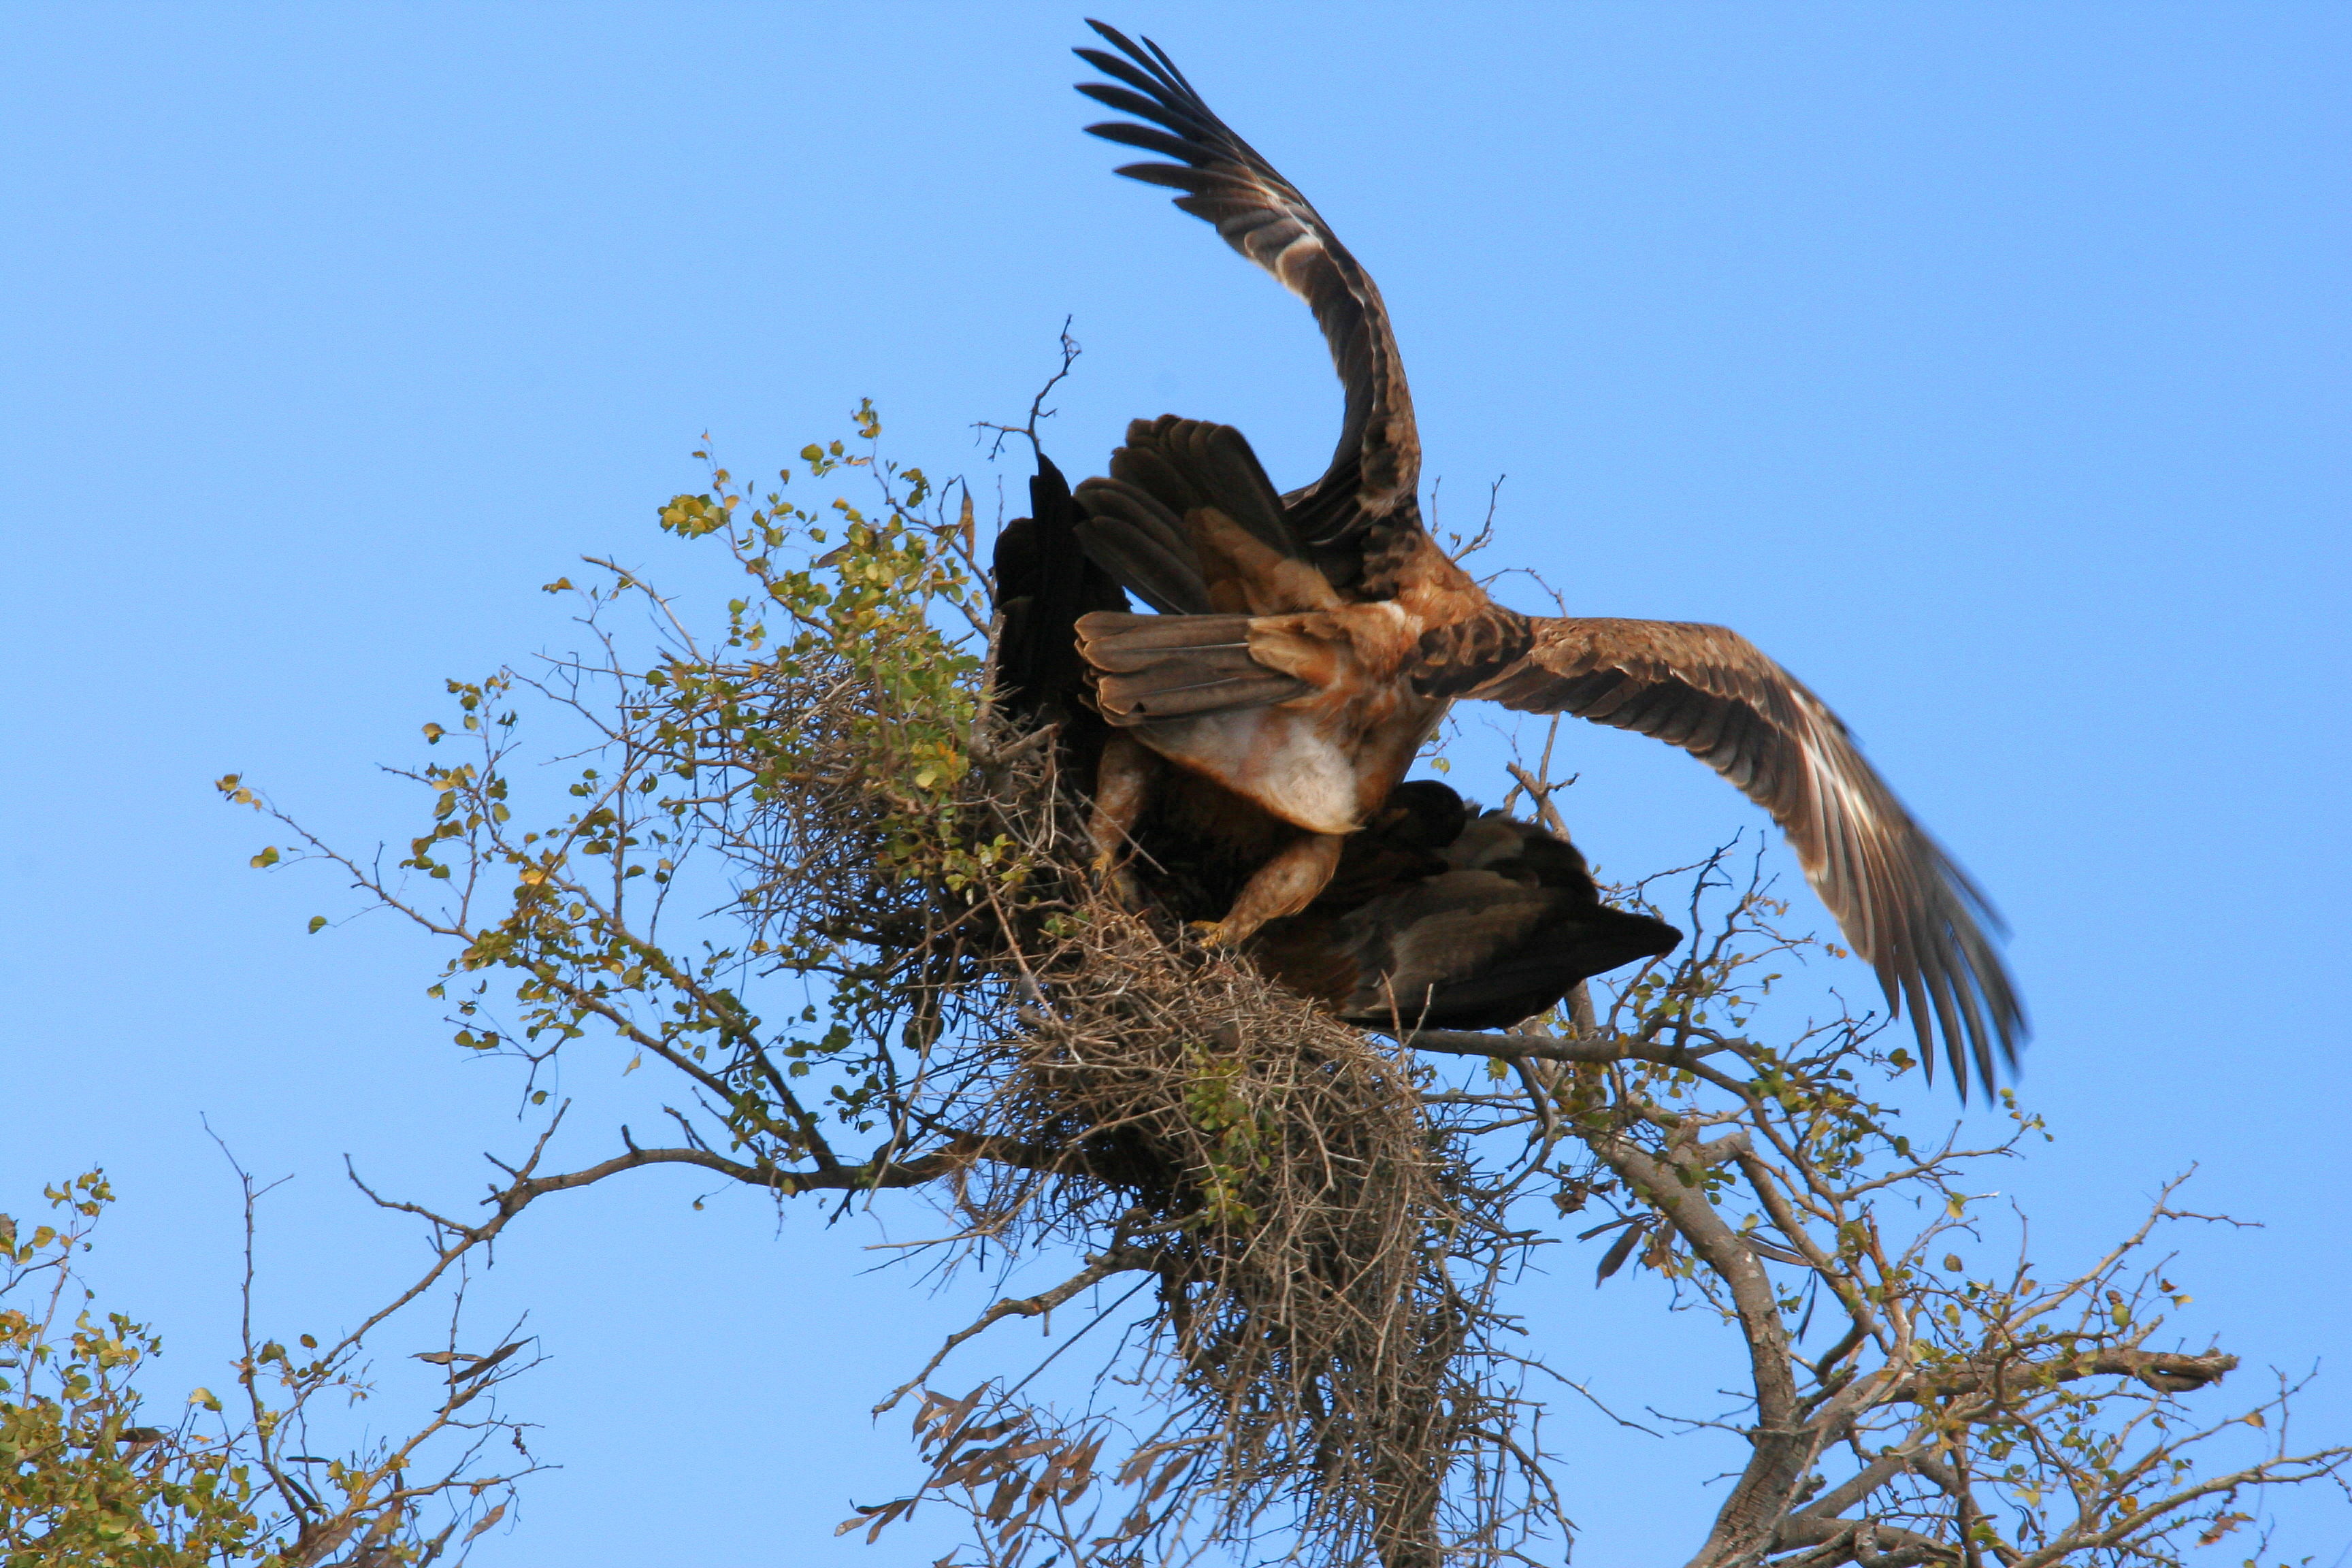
[
  {"x1": 1188, "y1": 919, "x2": 1235, "y2": 947},
  {"x1": 1088, "y1": 853, "x2": 1144, "y2": 912}
]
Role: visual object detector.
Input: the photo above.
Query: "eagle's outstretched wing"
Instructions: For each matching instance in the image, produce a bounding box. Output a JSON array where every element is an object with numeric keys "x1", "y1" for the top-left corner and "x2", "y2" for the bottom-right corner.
[
  {"x1": 1076, "y1": 21, "x2": 1420, "y2": 579},
  {"x1": 1450, "y1": 616, "x2": 2024, "y2": 1096}
]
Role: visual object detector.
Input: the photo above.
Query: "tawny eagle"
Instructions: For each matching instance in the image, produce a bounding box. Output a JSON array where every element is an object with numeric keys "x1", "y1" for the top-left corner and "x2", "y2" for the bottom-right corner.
[
  {"x1": 1061, "y1": 22, "x2": 2024, "y2": 1095},
  {"x1": 994, "y1": 491, "x2": 1679, "y2": 1034}
]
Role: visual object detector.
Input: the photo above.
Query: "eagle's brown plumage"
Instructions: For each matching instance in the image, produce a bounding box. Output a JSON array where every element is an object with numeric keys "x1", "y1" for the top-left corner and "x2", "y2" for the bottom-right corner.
[{"x1": 1067, "y1": 20, "x2": 2025, "y2": 1096}]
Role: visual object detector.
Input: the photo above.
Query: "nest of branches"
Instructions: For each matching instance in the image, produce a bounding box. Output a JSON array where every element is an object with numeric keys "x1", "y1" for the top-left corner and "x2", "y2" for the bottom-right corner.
[
  {"x1": 615, "y1": 462, "x2": 1544, "y2": 1559},
  {"x1": 727, "y1": 649, "x2": 1558, "y2": 1564},
  {"x1": 973, "y1": 899, "x2": 1505, "y2": 1562}
]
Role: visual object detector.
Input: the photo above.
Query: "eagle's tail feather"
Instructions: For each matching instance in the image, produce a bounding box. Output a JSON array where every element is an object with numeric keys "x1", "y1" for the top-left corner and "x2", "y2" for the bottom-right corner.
[{"x1": 1077, "y1": 610, "x2": 1311, "y2": 722}]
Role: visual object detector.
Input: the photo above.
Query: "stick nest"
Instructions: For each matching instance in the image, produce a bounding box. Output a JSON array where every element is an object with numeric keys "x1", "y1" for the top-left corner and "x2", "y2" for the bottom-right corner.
[{"x1": 732, "y1": 638, "x2": 1556, "y2": 1564}]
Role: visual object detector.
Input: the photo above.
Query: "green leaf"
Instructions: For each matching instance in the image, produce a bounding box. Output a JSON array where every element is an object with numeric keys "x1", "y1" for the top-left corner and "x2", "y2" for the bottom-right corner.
[{"x1": 307, "y1": 916, "x2": 328, "y2": 934}]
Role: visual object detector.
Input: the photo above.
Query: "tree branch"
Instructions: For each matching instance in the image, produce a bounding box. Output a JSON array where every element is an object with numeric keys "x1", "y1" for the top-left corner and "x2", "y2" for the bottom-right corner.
[
  {"x1": 873, "y1": 1234, "x2": 1155, "y2": 1416},
  {"x1": 1405, "y1": 1028, "x2": 1725, "y2": 1068},
  {"x1": 1589, "y1": 1129, "x2": 1814, "y2": 1568}
]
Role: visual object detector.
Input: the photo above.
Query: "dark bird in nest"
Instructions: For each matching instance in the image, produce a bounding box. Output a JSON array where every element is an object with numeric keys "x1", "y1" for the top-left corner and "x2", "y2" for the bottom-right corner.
[
  {"x1": 994, "y1": 476, "x2": 1678, "y2": 1035},
  {"x1": 1058, "y1": 20, "x2": 2023, "y2": 1096},
  {"x1": 992, "y1": 452, "x2": 1130, "y2": 755},
  {"x1": 1252, "y1": 781, "x2": 1683, "y2": 1033}
]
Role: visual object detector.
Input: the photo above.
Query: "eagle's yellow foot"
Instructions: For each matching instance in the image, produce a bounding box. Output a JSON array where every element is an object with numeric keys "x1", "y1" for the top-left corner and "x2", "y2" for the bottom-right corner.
[
  {"x1": 1188, "y1": 919, "x2": 1237, "y2": 947},
  {"x1": 1090, "y1": 852, "x2": 1143, "y2": 911}
]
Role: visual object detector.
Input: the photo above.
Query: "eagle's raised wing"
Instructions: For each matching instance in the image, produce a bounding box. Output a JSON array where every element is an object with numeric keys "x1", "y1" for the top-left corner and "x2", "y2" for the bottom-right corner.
[
  {"x1": 1451, "y1": 617, "x2": 2024, "y2": 1096},
  {"x1": 1076, "y1": 21, "x2": 1420, "y2": 576}
]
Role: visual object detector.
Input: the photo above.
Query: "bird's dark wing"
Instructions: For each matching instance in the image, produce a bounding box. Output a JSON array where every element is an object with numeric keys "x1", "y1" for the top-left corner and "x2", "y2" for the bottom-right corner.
[
  {"x1": 1069, "y1": 468, "x2": 1213, "y2": 616},
  {"x1": 1073, "y1": 416, "x2": 1327, "y2": 617},
  {"x1": 1252, "y1": 792, "x2": 1679, "y2": 1032},
  {"x1": 1310, "y1": 779, "x2": 1467, "y2": 906},
  {"x1": 1256, "y1": 870, "x2": 1680, "y2": 1033},
  {"x1": 1448, "y1": 615, "x2": 2024, "y2": 1096},
  {"x1": 1075, "y1": 21, "x2": 1422, "y2": 577},
  {"x1": 992, "y1": 452, "x2": 1130, "y2": 718},
  {"x1": 1362, "y1": 871, "x2": 1683, "y2": 1032}
]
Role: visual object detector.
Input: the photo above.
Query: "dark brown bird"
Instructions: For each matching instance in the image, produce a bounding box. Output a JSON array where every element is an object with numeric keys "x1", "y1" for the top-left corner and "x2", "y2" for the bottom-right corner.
[
  {"x1": 1064, "y1": 22, "x2": 2023, "y2": 1095},
  {"x1": 1252, "y1": 781, "x2": 1684, "y2": 1032},
  {"x1": 992, "y1": 452, "x2": 1130, "y2": 738}
]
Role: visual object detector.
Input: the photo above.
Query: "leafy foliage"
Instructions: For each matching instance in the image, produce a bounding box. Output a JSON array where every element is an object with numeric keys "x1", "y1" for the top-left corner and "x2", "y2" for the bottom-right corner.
[
  {"x1": 1, "y1": 1169, "x2": 525, "y2": 1567},
  {"x1": 2, "y1": 1173, "x2": 265, "y2": 1566}
]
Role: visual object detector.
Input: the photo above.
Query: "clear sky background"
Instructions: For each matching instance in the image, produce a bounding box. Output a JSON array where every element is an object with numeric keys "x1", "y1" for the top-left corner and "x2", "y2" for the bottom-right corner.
[{"x1": 3, "y1": 5, "x2": 2346, "y2": 1563}]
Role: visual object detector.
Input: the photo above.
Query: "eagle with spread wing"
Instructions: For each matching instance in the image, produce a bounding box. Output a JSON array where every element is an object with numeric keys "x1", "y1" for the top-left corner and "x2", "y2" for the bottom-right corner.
[
  {"x1": 1060, "y1": 21, "x2": 2024, "y2": 1095},
  {"x1": 994, "y1": 480, "x2": 1680, "y2": 1034}
]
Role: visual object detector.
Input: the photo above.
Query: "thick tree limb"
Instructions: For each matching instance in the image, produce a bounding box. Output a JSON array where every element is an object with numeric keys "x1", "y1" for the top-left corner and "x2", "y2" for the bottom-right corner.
[
  {"x1": 1908, "y1": 1347, "x2": 2238, "y2": 1404},
  {"x1": 1590, "y1": 1129, "x2": 1815, "y2": 1568},
  {"x1": 1771, "y1": 1513, "x2": 1956, "y2": 1567}
]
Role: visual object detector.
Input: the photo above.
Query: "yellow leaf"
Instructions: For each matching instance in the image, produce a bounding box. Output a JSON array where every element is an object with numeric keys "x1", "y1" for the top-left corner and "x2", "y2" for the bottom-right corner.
[{"x1": 463, "y1": 1501, "x2": 508, "y2": 1544}]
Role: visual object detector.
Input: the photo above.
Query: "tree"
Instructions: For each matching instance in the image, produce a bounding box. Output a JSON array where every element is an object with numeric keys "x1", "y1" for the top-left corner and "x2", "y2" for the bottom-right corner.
[
  {"x1": 1, "y1": 1158, "x2": 532, "y2": 1565},
  {"x1": 209, "y1": 404, "x2": 2346, "y2": 1567}
]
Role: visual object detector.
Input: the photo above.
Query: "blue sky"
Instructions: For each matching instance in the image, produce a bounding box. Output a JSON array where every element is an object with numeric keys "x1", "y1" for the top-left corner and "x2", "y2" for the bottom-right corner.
[{"x1": 3, "y1": 5, "x2": 2345, "y2": 1562}]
